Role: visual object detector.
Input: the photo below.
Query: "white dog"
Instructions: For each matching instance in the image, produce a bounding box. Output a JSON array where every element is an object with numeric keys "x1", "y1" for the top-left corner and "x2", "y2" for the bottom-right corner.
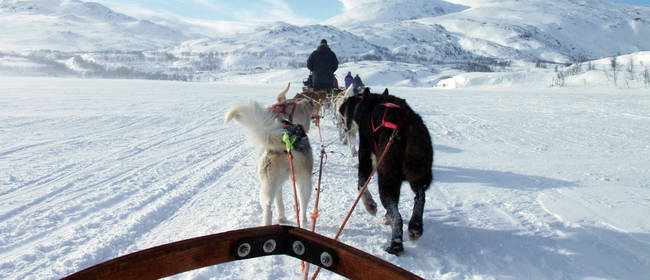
[{"x1": 225, "y1": 100, "x2": 313, "y2": 227}]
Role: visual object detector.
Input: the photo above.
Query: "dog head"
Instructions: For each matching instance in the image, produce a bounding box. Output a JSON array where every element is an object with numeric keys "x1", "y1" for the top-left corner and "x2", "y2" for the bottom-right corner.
[
  {"x1": 294, "y1": 91, "x2": 324, "y2": 114},
  {"x1": 281, "y1": 120, "x2": 307, "y2": 139}
]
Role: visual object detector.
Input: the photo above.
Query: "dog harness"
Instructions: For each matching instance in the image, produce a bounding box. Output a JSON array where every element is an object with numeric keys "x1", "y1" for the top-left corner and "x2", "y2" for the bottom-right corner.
[
  {"x1": 298, "y1": 91, "x2": 322, "y2": 102},
  {"x1": 280, "y1": 120, "x2": 307, "y2": 153},
  {"x1": 371, "y1": 102, "x2": 408, "y2": 154},
  {"x1": 272, "y1": 101, "x2": 297, "y2": 122}
]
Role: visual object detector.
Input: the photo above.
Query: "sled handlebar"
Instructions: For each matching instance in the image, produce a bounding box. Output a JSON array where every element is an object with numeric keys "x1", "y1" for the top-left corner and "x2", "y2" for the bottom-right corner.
[{"x1": 63, "y1": 225, "x2": 422, "y2": 280}]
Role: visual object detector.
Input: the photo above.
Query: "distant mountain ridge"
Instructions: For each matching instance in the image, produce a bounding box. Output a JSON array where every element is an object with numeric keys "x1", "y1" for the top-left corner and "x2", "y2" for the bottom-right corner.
[
  {"x1": 0, "y1": 0, "x2": 190, "y2": 51},
  {"x1": 0, "y1": 0, "x2": 134, "y2": 22},
  {"x1": 0, "y1": 0, "x2": 649, "y2": 84}
]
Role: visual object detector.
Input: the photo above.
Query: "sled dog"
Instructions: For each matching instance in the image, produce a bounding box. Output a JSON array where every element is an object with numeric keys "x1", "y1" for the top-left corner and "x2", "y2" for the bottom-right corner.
[
  {"x1": 338, "y1": 87, "x2": 433, "y2": 255},
  {"x1": 225, "y1": 99, "x2": 313, "y2": 227},
  {"x1": 334, "y1": 86, "x2": 359, "y2": 156},
  {"x1": 271, "y1": 83, "x2": 321, "y2": 133}
]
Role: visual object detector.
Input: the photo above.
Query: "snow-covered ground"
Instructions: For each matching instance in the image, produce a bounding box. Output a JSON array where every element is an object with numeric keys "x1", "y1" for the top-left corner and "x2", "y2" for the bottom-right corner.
[{"x1": 1, "y1": 76, "x2": 649, "y2": 279}]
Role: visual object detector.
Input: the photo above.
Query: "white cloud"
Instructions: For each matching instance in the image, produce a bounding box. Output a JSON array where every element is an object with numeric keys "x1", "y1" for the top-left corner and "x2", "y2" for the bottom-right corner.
[
  {"x1": 189, "y1": 0, "x2": 223, "y2": 11},
  {"x1": 231, "y1": 0, "x2": 315, "y2": 25},
  {"x1": 93, "y1": 0, "x2": 317, "y2": 30},
  {"x1": 337, "y1": 0, "x2": 379, "y2": 12}
]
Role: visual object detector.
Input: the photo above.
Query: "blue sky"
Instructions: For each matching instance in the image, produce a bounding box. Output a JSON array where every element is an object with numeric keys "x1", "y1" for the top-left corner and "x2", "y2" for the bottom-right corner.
[
  {"x1": 93, "y1": 0, "x2": 649, "y2": 26},
  {"x1": 92, "y1": 0, "x2": 343, "y2": 26},
  {"x1": 616, "y1": 0, "x2": 650, "y2": 7}
]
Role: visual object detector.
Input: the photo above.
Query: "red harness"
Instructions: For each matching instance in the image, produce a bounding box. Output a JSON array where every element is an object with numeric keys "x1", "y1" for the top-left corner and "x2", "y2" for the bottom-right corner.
[
  {"x1": 272, "y1": 101, "x2": 297, "y2": 122},
  {"x1": 371, "y1": 102, "x2": 408, "y2": 154}
]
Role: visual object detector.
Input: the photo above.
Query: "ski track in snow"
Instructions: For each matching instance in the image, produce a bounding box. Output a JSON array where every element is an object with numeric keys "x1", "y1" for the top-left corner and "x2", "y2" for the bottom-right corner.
[{"x1": 1, "y1": 77, "x2": 649, "y2": 279}]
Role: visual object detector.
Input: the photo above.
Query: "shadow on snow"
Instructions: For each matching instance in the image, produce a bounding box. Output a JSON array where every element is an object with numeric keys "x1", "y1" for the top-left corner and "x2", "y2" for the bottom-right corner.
[
  {"x1": 434, "y1": 165, "x2": 576, "y2": 190},
  {"x1": 406, "y1": 214, "x2": 650, "y2": 279}
]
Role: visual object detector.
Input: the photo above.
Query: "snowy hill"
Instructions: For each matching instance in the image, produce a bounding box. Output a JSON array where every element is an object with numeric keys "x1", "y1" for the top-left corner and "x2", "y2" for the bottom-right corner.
[
  {"x1": 0, "y1": 0, "x2": 190, "y2": 51},
  {"x1": 169, "y1": 22, "x2": 392, "y2": 71},
  {"x1": 329, "y1": 0, "x2": 650, "y2": 63},
  {"x1": 430, "y1": 0, "x2": 650, "y2": 62},
  {"x1": 0, "y1": 0, "x2": 649, "y2": 87}
]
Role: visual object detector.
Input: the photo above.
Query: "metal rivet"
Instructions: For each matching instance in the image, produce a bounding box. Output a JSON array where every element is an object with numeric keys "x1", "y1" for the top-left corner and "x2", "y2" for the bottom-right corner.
[
  {"x1": 292, "y1": 240, "x2": 305, "y2": 255},
  {"x1": 263, "y1": 239, "x2": 277, "y2": 253},
  {"x1": 320, "y1": 252, "x2": 333, "y2": 267},
  {"x1": 237, "y1": 243, "x2": 251, "y2": 257}
]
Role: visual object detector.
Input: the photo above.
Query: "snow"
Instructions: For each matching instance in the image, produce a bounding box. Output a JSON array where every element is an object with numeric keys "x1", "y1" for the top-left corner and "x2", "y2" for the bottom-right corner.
[
  {"x1": 1, "y1": 76, "x2": 649, "y2": 279},
  {"x1": 0, "y1": 0, "x2": 649, "y2": 278}
]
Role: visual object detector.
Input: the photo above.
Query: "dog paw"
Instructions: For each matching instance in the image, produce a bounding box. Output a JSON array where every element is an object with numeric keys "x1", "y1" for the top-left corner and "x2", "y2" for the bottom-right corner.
[
  {"x1": 277, "y1": 217, "x2": 289, "y2": 224},
  {"x1": 363, "y1": 198, "x2": 377, "y2": 216},
  {"x1": 377, "y1": 213, "x2": 391, "y2": 225},
  {"x1": 408, "y1": 229, "x2": 423, "y2": 241},
  {"x1": 408, "y1": 221, "x2": 423, "y2": 241},
  {"x1": 384, "y1": 242, "x2": 404, "y2": 255}
]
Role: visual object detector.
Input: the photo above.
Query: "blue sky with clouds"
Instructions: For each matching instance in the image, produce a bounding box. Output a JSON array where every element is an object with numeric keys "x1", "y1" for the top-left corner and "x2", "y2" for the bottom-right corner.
[{"x1": 93, "y1": 0, "x2": 649, "y2": 26}]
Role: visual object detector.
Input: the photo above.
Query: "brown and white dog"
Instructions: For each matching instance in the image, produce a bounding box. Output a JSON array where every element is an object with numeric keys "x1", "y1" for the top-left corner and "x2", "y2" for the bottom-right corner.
[
  {"x1": 334, "y1": 86, "x2": 359, "y2": 157},
  {"x1": 225, "y1": 85, "x2": 316, "y2": 227}
]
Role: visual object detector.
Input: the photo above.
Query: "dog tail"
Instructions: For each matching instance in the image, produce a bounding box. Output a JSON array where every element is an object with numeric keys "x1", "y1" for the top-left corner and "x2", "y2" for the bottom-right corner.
[
  {"x1": 224, "y1": 100, "x2": 286, "y2": 152},
  {"x1": 276, "y1": 82, "x2": 291, "y2": 103}
]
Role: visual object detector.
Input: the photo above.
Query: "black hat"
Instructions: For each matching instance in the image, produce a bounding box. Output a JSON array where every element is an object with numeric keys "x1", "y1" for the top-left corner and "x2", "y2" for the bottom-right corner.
[{"x1": 320, "y1": 39, "x2": 327, "y2": 45}]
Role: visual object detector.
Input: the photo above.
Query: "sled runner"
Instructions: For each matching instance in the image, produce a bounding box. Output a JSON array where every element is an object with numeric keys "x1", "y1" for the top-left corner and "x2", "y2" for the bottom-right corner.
[{"x1": 63, "y1": 225, "x2": 423, "y2": 280}]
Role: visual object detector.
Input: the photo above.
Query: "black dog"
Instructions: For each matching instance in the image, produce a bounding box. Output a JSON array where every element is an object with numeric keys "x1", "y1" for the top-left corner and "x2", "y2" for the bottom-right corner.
[{"x1": 339, "y1": 88, "x2": 433, "y2": 255}]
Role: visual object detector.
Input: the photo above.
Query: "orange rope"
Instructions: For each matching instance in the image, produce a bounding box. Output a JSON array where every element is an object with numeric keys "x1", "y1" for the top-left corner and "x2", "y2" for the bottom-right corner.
[
  {"x1": 315, "y1": 107, "x2": 323, "y2": 144},
  {"x1": 305, "y1": 109, "x2": 326, "y2": 279},
  {"x1": 311, "y1": 134, "x2": 397, "y2": 280},
  {"x1": 310, "y1": 149, "x2": 325, "y2": 231},
  {"x1": 287, "y1": 152, "x2": 301, "y2": 229},
  {"x1": 286, "y1": 152, "x2": 307, "y2": 277}
]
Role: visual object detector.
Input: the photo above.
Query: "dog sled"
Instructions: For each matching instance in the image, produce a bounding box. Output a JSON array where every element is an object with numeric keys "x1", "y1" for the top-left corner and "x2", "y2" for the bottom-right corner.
[
  {"x1": 302, "y1": 73, "x2": 344, "y2": 97},
  {"x1": 63, "y1": 225, "x2": 423, "y2": 280}
]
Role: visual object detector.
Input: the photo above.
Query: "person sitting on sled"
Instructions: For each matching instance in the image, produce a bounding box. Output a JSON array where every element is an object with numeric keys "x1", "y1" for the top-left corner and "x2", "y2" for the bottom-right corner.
[{"x1": 307, "y1": 39, "x2": 339, "y2": 94}]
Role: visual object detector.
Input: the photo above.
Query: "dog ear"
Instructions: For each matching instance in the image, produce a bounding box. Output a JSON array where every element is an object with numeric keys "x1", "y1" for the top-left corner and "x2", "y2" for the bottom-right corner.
[
  {"x1": 362, "y1": 87, "x2": 370, "y2": 99},
  {"x1": 382, "y1": 88, "x2": 389, "y2": 96},
  {"x1": 276, "y1": 82, "x2": 290, "y2": 103}
]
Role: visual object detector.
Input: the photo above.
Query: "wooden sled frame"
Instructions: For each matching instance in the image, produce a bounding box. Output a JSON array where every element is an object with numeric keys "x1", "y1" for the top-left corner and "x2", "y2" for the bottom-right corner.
[{"x1": 63, "y1": 225, "x2": 423, "y2": 280}]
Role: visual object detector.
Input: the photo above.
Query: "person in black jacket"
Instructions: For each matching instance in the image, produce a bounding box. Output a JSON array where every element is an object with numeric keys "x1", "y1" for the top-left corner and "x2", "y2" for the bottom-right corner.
[{"x1": 307, "y1": 39, "x2": 339, "y2": 93}]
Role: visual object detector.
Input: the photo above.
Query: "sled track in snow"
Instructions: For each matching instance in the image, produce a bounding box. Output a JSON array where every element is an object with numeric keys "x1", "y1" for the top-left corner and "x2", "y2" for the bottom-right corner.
[{"x1": 2, "y1": 134, "x2": 252, "y2": 279}]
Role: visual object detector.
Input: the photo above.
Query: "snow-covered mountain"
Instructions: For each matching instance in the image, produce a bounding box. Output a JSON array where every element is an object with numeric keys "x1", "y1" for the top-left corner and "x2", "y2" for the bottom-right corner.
[
  {"x1": 327, "y1": 0, "x2": 650, "y2": 63},
  {"x1": 430, "y1": 0, "x2": 650, "y2": 62},
  {"x1": 0, "y1": 0, "x2": 191, "y2": 51},
  {"x1": 0, "y1": 0, "x2": 649, "y2": 86},
  {"x1": 170, "y1": 22, "x2": 392, "y2": 71}
]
